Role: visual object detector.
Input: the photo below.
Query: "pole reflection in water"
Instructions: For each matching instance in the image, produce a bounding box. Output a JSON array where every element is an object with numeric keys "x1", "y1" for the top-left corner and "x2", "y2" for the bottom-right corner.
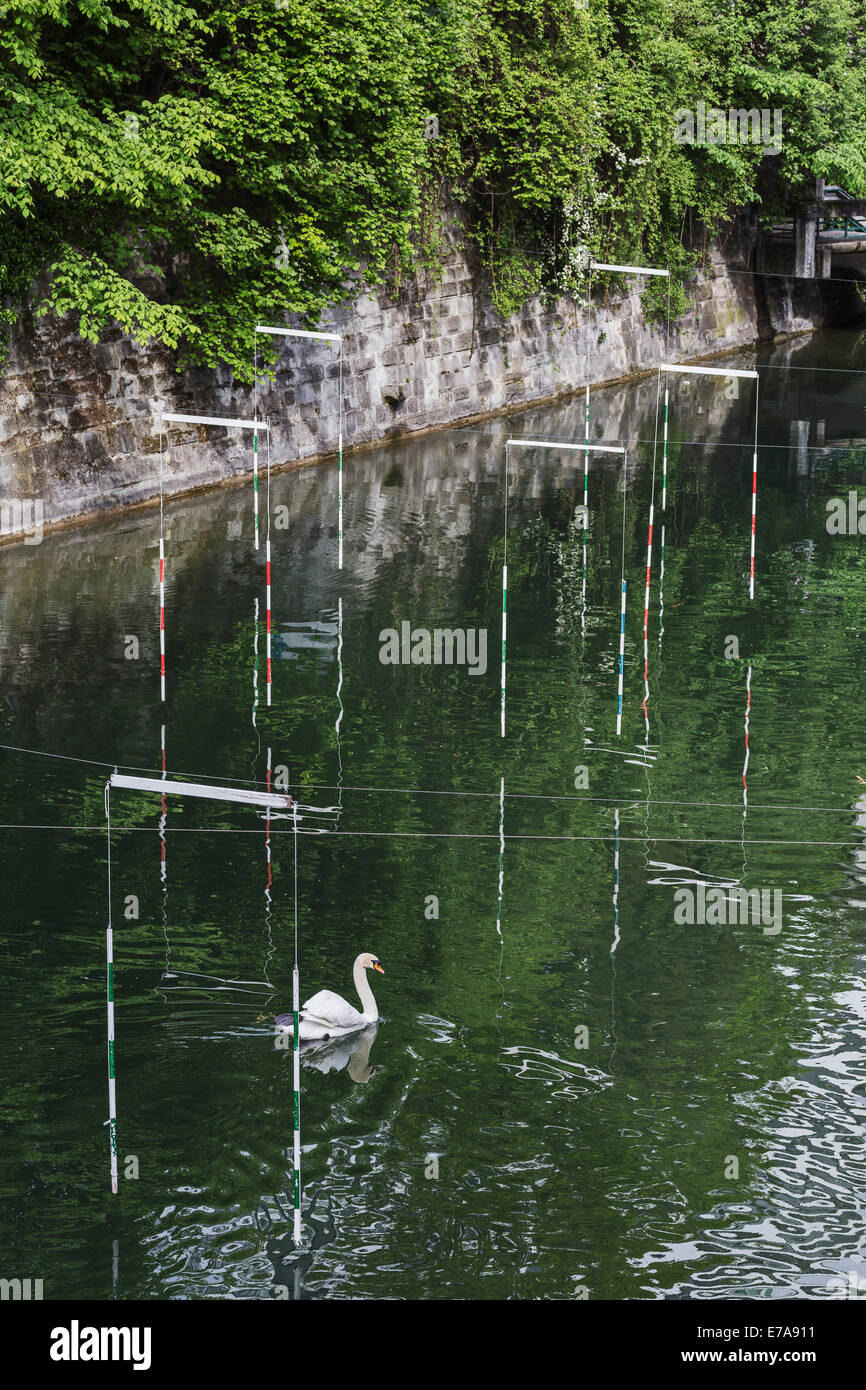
[
  {"x1": 336, "y1": 596, "x2": 344, "y2": 816},
  {"x1": 159, "y1": 722, "x2": 172, "y2": 991},
  {"x1": 742, "y1": 664, "x2": 752, "y2": 885},
  {"x1": 263, "y1": 745, "x2": 275, "y2": 995},
  {"x1": 609, "y1": 805, "x2": 621, "y2": 1070},
  {"x1": 251, "y1": 595, "x2": 260, "y2": 746},
  {"x1": 610, "y1": 807, "x2": 621, "y2": 957}
]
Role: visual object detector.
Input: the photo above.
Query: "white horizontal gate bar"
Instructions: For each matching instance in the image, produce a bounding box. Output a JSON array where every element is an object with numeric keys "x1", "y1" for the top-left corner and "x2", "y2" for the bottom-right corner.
[
  {"x1": 161, "y1": 413, "x2": 270, "y2": 431},
  {"x1": 110, "y1": 773, "x2": 292, "y2": 809}
]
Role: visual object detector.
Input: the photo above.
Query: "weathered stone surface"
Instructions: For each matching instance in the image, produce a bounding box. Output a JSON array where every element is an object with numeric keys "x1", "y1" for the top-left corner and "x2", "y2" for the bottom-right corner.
[{"x1": 0, "y1": 214, "x2": 853, "y2": 538}]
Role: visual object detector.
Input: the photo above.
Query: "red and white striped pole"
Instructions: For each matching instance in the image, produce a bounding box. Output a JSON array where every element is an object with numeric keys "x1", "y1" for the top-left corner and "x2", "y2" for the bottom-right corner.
[
  {"x1": 159, "y1": 536, "x2": 165, "y2": 703},
  {"x1": 159, "y1": 413, "x2": 269, "y2": 700},
  {"x1": 265, "y1": 543, "x2": 272, "y2": 707},
  {"x1": 265, "y1": 745, "x2": 272, "y2": 897},
  {"x1": 160, "y1": 722, "x2": 167, "y2": 881}
]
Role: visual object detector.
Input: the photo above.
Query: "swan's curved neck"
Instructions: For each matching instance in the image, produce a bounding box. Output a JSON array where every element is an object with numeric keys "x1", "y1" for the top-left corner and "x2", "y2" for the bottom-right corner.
[{"x1": 353, "y1": 958, "x2": 378, "y2": 1018}]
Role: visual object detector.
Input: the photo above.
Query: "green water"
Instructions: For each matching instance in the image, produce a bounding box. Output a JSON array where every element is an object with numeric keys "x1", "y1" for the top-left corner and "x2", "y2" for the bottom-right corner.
[{"x1": 2, "y1": 328, "x2": 866, "y2": 1301}]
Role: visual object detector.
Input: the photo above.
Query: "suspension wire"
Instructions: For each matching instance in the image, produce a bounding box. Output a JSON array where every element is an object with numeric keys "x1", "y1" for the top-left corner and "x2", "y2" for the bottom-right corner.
[
  {"x1": 4, "y1": 822, "x2": 863, "y2": 849},
  {"x1": 0, "y1": 740, "x2": 863, "y2": 817}
]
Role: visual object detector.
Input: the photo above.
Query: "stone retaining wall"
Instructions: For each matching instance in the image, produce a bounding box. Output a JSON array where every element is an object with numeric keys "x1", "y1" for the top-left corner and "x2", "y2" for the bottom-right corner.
[{"x1": 0, "y1": 215, "x2": 856, "y2": 539}]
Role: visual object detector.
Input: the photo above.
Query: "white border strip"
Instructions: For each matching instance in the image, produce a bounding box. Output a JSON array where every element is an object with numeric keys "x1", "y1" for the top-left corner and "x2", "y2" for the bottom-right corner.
[
  {"x1": 660, "y1": 364, "x2": 758, "y2": 379},
  {"x1": 110, "y1": 773, "x2": 292, "y2": 809},
  {"x1": 161, "y1": 413, "x2": 270, "y2": 431}
]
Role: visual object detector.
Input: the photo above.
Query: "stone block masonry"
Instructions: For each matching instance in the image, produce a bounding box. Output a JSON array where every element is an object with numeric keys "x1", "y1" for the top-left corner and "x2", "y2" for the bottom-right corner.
[{"x1": 0, "y1": 215, "x2": 851, "y2": 539}]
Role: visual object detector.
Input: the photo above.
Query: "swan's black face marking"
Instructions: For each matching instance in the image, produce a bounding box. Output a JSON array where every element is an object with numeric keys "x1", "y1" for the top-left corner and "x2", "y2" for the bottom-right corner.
[{"x1": 372, "y1": 958, "x2": 384, "y2": 974}]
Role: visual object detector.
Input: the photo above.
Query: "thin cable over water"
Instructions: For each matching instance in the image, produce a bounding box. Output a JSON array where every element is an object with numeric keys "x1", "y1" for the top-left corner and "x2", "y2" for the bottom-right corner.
[
  {"x1": 1, "y1": 741, "x2": 863, "y2": 818},
  {"x1": 0, "y1": 822, "x2": 861, "y2": 848}
]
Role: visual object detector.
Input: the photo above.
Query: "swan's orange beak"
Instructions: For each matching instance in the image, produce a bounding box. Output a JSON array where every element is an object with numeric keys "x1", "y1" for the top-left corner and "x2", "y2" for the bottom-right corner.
[{"x1": 373, "y1": 961, "x2": 385, "y2": 974}]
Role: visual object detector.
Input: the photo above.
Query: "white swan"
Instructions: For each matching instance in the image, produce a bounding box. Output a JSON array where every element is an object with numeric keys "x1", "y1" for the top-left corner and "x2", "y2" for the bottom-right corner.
[{"x1": 275, "y1": 952, "x2": 384, "y2": 1041}]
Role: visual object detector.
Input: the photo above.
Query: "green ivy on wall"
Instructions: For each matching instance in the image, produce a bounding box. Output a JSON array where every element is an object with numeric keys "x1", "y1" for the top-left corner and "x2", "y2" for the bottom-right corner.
[{"x1": 0, "y1": 0, "x2": 863, "y2": 374}]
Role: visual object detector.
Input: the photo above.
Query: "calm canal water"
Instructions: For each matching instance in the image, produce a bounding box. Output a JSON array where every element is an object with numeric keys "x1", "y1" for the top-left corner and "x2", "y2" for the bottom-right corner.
[{"x1": 1, "y1": 327, "x2": 865, "y2": 1300}]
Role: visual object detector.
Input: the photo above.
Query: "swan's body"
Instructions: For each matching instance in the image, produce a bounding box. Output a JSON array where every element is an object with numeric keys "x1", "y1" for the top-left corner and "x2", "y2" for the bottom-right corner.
[{"x1": 275, "y1": 952, "x2": 384, "y2": 1041}]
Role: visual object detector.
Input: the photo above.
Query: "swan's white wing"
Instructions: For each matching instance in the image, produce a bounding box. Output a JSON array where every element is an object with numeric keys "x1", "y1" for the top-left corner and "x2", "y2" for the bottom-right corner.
[
  {"x1": 298, "y1": 1017, "x2": 333, "y2": 1041},
  {"x1": 302, "y1": 989, "x2": 365, "y2": 1030}
]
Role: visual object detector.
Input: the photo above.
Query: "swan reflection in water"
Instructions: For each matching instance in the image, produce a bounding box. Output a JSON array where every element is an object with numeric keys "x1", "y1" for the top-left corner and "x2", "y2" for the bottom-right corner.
[{"x1": 275, "y1": 1022, "x2": 381, "y2": 1082}]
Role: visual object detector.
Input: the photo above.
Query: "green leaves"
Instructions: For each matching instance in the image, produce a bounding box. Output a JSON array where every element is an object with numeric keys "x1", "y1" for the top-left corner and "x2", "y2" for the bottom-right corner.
[
  {"x1": 1, "y1": 0, "x2": 863, "y2": 370},
  {"x1": 43, "y1": 245, "x2": 194, "y2": 346}
]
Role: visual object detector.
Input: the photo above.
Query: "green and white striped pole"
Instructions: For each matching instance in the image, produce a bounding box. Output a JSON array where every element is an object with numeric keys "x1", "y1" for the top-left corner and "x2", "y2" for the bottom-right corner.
[
  {"x1": 501, "y1": 442, "x2": 509, "y2": 738},
  {"x1": 500, "y1": 563, "x2": 507, "y2": 739},
  {"x1": 661, "y1": 385, "x2": 669, "y2": 512},
  {"x1": 105, "y1": 782, "x2": 118, "y2": 1195},
  {"x1": 586, "y1": 261, "x2": 592, "y2": 631},
  {"x1": 292, "y1": 800, "x2": 302, "y2": 1243},
  {"x1": 253, "y1": 427, "x2": 260, "y2": 551},
  {"x1": 582, "y1": 382, "x2": 589, "y2": 624},
  {"x1": 104, "y1": 770, "x2": 294, "y2": 1200},
  {"x1": 338, "y1": 346, "x2": 344, "y2": 570},
  {"x1": 496, "y1": 776, "x2": 505, "y2": 938},
  {"x1": 658, "y1": 522, "x2": 665, "y2": 649}
]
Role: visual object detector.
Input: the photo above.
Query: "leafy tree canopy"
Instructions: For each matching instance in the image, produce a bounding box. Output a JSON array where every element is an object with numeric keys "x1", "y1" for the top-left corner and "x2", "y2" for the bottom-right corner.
[{"x1": 0, "y1": 0, "x2": 863, "y2": 375}]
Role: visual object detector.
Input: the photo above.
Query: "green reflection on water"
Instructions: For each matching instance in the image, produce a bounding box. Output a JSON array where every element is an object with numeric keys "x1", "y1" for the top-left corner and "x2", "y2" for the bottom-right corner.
[{"x1": 1, "y1": 328, "x2": 866, "y2": 1300}]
